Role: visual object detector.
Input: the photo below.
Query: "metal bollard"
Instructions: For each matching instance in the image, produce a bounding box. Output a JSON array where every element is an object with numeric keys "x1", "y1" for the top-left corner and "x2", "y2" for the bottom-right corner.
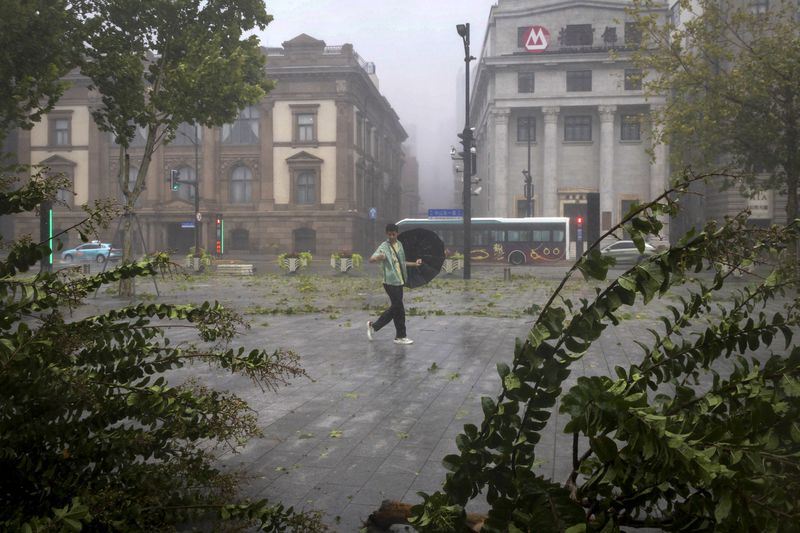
[
  {"x1": 503, "y1": 266, "x2": 512, "y2": 281},
  {"x1": 82, "y1": 263, "x2": 91, "y2": 275}
]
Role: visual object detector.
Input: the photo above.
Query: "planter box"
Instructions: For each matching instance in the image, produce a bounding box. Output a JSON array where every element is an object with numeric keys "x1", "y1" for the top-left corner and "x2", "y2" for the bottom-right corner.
[
  {"x1": 331, "y1": 257, "x2": 353, "y2": 273},
  {"x1": 442, "y1": 258, "x2": 463, "y2": 274},
  {"x1": 282, "y1": 257, "x2": 307, "y2": 273}
]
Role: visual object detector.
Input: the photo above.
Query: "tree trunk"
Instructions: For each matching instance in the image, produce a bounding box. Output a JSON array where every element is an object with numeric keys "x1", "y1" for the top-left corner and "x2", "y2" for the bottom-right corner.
[{"x1": 117, "y1": 125, "x2": 158, "y2": 298}]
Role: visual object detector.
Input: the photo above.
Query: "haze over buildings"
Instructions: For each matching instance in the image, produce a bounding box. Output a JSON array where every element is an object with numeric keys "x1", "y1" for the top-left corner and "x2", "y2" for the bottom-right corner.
[{"x1": 255, "y1": 0, "x2": 493, "y2": 211}]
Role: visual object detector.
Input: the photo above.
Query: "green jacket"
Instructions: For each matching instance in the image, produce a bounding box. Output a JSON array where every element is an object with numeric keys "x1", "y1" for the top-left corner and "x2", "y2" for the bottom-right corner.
[{"x1": 373, "y1": 240, "x2": 407, "y2": 286}]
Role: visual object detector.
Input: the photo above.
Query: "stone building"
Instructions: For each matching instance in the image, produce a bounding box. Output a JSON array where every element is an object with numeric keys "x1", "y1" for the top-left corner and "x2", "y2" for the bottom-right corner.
[
  {"x1": 469, "y1": 0, "x2": 668, "y2": 243},
  {"x1": 13, "y1": 34, "x2": 407, "y2": 257}
]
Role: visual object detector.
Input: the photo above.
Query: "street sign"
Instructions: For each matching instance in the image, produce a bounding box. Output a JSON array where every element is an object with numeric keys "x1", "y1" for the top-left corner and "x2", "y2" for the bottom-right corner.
[
  {"x1": 368, "y1": 207, "x2": 377, "y2": 220},
  {"x1": 428, "y1": 209, "x2": 463, "y2": 218},
  {"x1": 181, "y1": 222, "x2": 195, "y2": 229},
  {"x1": 522, "y1": 26, "x2": 550, "y2": 53}
]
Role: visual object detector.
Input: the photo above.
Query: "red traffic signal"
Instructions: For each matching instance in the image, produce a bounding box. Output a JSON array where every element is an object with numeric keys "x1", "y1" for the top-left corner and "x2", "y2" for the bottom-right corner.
[{"x1": 576, "y1": 216, "x2": 584, "y2": 225}]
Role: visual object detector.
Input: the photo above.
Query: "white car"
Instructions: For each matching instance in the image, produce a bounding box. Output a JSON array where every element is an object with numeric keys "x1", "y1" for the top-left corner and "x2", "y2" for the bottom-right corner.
[
  {"x1": 61, "y1": 242, "x2": 122, "y2": 263},
  {"x1": 600, "y1": 240, "x2": 655, "y2": 264}
]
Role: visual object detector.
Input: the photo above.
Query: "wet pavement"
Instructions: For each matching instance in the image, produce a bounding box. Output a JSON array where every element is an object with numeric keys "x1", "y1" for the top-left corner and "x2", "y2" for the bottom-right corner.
[{"x1": 78, "y1": 258, "x2": 770, "y2": 532}]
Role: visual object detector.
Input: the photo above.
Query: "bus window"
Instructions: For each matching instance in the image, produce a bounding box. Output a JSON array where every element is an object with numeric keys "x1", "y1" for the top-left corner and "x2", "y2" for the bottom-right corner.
[
  {"x1": 490, "y1": 230, "x2": 505, "y2": 242},
  {"x1": 472, "y1": 230, "x2": 489, "y2": 246},
  {"x1": 552, "y1": 230, "x2": 565, "y2": 243},
  {"x1": 532, "y1": 229, "x2": 552, "y2": 242},
  {"x1": 506, "y1": 230, "x2": 531, "y2": 242}
]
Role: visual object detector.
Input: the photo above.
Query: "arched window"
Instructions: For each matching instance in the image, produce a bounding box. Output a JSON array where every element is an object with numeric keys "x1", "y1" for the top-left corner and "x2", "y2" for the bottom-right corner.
[
  {"x1": 229, "y1": 165, "x2": 252, "y2": 203},
  {"x1": 293, "y1": 227, "x2": 316, "y2": 254},
  {"x1": 222, "y1": 106, "x2": 259, "y2": 145},
  {"x1": 230, "y1": 228, "x2": 249, "y2": 250},
  {"x1": 172, "y1": 166, "x2": 196, "y2": 202},
  {"x1": 296, "y1": 171, "x2": 316, "y2": 204}
]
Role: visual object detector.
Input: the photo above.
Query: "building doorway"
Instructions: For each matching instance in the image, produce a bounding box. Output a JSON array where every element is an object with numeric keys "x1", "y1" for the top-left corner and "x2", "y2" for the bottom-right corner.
[
  {"x1": 293, "y1": 227, "x2": 316, "y2": 254},
  {"x1": 167, "y1": 223, "x2": 195, "y2": 254}
]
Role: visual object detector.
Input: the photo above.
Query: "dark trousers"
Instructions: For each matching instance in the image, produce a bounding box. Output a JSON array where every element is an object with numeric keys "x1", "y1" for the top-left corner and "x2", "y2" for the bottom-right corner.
[{"x1": 373, "y1": 283, "x2": 406, "y2": 338}]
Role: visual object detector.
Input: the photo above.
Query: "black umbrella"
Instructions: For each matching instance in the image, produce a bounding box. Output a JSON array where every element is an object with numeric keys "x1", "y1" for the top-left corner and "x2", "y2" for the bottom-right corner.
[{"x1": 398, "y1": 228, "x2": 445, "y2": 288}]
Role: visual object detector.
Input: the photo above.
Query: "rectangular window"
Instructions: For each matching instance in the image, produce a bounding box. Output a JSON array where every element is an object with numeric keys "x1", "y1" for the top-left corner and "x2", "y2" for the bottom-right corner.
[
  {"x1": 517, "y1": 116, "x2": 536, "y2": 142},
  {"x1": 471, "y1": 230, "x2": 489, "y2": 246},
  {"x1": 621, "y1": 114, "x2": 641, "y2": 141},
  {"x1": 564, "y1": 116, "x2": 592, "y2": 142},
  {"x1": 566, "y1": 70, "x2": 592, "y2": 92},
  {"x1": 624, "y1": 69, "x2": 643, "y2": 90},
  {"x1": 506, "y1": 230, "x2": 531, "y2": 243},
  {"x1": 54, "y1": 119, "x2": 70, "y2": 146},
  {"x1": 563, "y1": 24, "x2": 594, "y2": 46},
  {"x1": 53, "y1": 169, "x2": 74, "y2": 207},
  {"x1": 296, "y1": 114, "x2": 315, "y2": 142},
  {"x1": 356, "y1": 115, "x2": 363, "y2": 148},
  {"x1": 296, "y1": 171, "x2": 316, "y2": 204},
  {"x1": 518, "y1": 71, "x2": 535, "y2": 93},
  {"x1": 50, "y1": 115, "x2": 72, "y2": 146},
  {"x1": 532, "y1": 229, "x2": 552, "y2": 242},
  {"x1": 625, "y1": 22, "x2": 642, "y2": 46}
]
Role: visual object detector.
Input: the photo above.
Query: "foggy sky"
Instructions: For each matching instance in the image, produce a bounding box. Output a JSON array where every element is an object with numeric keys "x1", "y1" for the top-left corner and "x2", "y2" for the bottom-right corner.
[{"x1": 255, "y1": 0, "x2": 494, "y2": 212}]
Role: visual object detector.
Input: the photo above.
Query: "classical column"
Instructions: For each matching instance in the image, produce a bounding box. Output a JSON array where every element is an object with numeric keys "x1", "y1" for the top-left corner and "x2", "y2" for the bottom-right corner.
[
  {"x1": 334, "y1": 100, "x2": 353, "y2": 209},
  {"x1": 259, "y1": 100, "x2": 275, "y2": 207},
  {"x1": 491, "y1": 108, "x2": 510, "y2": 216},
  {"x1": 599, "y1": 105, "x2": 617, "y2": 230},
  {"x1": 542, "y1": 107, "x2": 559, "y2": 217},
  {"x1": 649, "y1": 104, "x2": 669, "y2": 241}
]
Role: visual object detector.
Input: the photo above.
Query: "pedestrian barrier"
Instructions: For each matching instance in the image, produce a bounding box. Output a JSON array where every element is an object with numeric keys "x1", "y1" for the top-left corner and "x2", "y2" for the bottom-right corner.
[{"x1": 215, "y1": 263, "x2": 254, "y2": 276}]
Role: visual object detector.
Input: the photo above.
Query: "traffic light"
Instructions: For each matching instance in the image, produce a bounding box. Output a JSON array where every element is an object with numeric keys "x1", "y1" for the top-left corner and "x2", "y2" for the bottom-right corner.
[
  {"x1": 170, "y1": 169, "x2": 180, "y2": 191},
  {"x1": 215, "y1": 214, "x2": 223, "y2": 255},
  {"x1": 39, "y1": 201, "x2": 53, "y2": 270},
  {"x1": 577, "y1": 216, "x2": 584, "y2": 227}
]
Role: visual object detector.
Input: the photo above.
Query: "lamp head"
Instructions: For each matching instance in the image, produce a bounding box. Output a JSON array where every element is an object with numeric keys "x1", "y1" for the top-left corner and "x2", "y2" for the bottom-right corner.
[{"x1": 456, "y1": 24, "x2": 468, "y2": 37}]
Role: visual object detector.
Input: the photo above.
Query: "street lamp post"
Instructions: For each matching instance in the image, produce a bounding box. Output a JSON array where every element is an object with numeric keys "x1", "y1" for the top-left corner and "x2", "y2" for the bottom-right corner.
[
  {"x1": 175, "y1": 125, "x2": 202, "y2": 270},
  {"x1": 457, "y1": 23, "x2": 475, "y2": 280},
  {"x1": 192, "y1": 124, "x2": 200, "y2": 269}
]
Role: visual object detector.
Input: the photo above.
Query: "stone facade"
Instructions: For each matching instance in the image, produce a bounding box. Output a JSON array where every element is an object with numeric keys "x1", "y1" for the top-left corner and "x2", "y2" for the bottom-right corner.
[
  {"x1": 12, "y1": 34, "x2": 407, "y2": 257},
  {"x1": 470, "y1": 0, "x2": 669, "y2": 243}
]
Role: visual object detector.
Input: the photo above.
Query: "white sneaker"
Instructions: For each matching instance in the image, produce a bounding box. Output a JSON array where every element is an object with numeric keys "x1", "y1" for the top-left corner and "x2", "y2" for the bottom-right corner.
[
  {"x1": 367, "y1": 321, "x2": 374, "y2": 341},
  {"x1": 393, "y1": 337, "x2": 414, "y2": 345}
]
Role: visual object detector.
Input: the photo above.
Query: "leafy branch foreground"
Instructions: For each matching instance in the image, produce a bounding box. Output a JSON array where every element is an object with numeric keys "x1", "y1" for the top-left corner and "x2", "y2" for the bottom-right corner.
[
  {"x1": 411, "y1": 171, "x2": 800, "y2": 532},
  {"x1": 0, "y1": 181, "x2": 325, "y2": 530}
]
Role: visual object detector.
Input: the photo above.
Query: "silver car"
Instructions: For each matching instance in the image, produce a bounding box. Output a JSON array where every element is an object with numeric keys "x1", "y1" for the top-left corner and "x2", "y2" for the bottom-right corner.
[{"x1": 600, "y1": 240, "x2": 655, "y2": 264}]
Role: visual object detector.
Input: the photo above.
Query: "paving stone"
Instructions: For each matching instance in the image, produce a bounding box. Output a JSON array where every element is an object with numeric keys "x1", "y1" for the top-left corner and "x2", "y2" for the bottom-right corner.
[{"x1": 74, "y1": 263, "x2": 787, "y2": 530}]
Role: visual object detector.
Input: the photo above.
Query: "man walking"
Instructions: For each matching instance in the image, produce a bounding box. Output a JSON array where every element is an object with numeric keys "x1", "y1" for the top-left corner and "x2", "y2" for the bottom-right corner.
[{"x1": 367, "y1": 223, "x2": 421, "y2": 344}]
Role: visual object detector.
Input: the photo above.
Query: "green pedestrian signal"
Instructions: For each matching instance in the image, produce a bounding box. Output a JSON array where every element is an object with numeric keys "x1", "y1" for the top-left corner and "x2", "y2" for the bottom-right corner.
[{"x1": 170, "y1": 169, "x2": 180, "y2": 191}]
